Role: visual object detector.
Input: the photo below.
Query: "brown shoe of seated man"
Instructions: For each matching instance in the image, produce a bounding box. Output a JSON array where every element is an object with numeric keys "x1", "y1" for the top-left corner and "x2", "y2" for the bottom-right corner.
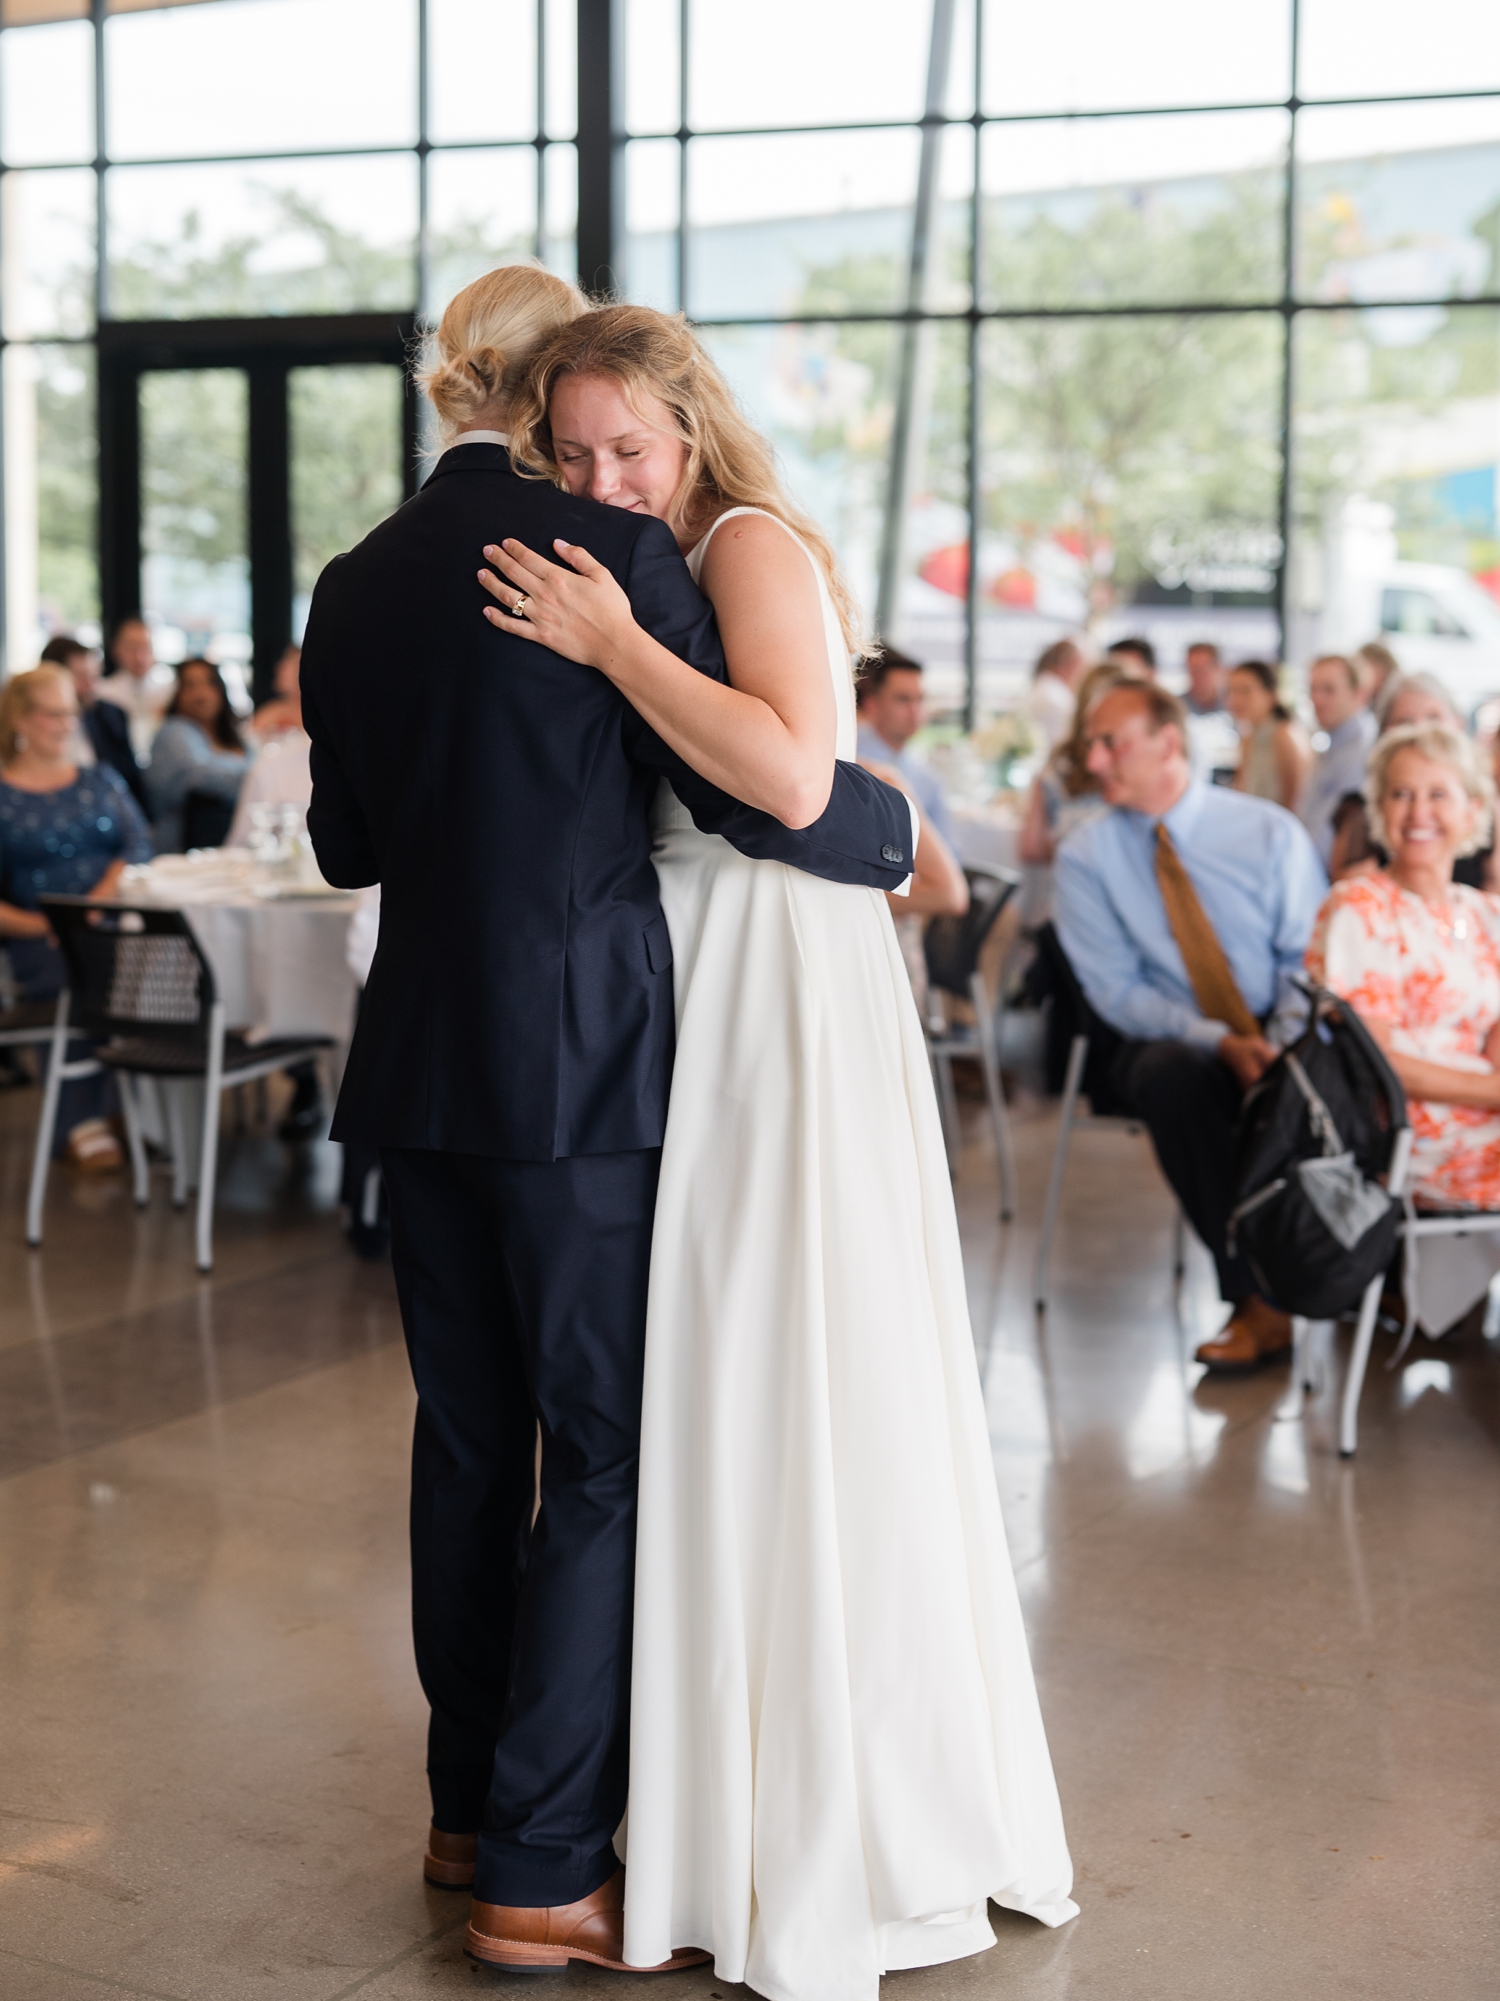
[
  {"x1": 1194, "y1": 1294, "x2": 1293, "y2": 1373},
  {"x1": 465, "y1": 1866, "x2": 710, "y2": 1972},
  {"x1": 423, "y1": 1824, "x2": 476, "y2": 1889}
]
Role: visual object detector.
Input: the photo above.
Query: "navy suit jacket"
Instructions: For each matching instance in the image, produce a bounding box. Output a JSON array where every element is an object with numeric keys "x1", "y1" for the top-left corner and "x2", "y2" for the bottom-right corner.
[
  {"x1": 301, "y1": 443, "x2": 912, "y2": 1160},
  {"x1": 84, "y1": 698, "x2": 151, "y2": 819}
]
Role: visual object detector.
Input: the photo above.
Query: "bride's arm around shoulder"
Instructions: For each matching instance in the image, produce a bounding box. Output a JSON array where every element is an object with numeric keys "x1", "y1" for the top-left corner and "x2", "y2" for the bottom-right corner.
[
  {"x1": 479, "y1": 511, "x2": 836, "y2": 828},
  {"x1": 694, "y1": 510, "x2": 837, "y2": 821}
]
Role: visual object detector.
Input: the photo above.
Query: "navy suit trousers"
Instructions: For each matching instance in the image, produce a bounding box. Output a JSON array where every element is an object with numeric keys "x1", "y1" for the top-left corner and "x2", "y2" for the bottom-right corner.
[{"x1": 381, "y1": 1144, "x2": 661, "y2": 1908}]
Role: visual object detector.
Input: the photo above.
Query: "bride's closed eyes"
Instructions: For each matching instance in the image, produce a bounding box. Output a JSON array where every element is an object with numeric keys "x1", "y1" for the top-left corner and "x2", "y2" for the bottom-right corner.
[{"x1": 547, "y1": 373, "x2": 691, "y2": 543}]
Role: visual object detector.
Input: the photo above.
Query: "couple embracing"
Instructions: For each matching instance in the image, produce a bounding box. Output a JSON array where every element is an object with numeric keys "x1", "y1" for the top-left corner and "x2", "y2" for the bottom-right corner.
[{"x1": 301, "y1": 264, "x2": 1075, "y2": 2001}]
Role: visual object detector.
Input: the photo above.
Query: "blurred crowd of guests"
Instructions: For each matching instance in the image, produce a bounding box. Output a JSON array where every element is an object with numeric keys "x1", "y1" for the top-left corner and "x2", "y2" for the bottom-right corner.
[
  {"x1": 30, "y1": 620, "x2": 312, "y2": 857},
  {"x1": 1009, "y1": 629, "x2": 1500, "y2": 1374},
  {"x1": 0, "y1": 625, "x2": 316, "y2": 1171}
]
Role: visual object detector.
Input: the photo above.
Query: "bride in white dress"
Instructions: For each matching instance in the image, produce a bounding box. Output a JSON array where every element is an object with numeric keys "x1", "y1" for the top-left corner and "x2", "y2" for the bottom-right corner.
[{"x1": 481, "y1": 305, "x2": 1077, "y2": 2001}]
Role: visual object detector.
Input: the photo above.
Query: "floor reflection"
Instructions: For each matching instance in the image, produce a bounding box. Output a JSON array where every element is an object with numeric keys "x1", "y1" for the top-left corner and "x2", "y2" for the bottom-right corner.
[{"x1": 1125, "y1": 1361, "x2": 1227, "y2": 1484}]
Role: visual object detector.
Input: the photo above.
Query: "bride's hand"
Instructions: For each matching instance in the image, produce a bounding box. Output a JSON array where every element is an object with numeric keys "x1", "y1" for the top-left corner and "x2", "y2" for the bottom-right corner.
[{"x1": 479, "y1": 537, "x2": 636, "y2": 672}]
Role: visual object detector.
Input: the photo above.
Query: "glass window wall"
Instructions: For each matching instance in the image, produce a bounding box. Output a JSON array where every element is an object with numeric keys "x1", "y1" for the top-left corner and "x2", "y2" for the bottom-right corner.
[
  {"x1": 5, "y1": 0, "x2": 1500, "y2": 720},
  {"x1": 0, "y1": 0, "x2": 575, "y2": 666},
  {"x1": 625, "y1": 0, "x2": 1500, "y2": 724}
]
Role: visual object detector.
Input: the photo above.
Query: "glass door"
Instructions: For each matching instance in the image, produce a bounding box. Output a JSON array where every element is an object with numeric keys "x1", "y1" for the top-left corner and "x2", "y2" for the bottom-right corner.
[
  {"x1": 97, "y1": 312, "x2": 418, "y2": 703},
  {"x1": 139, "y1": 367, "x2": 251, "y2": 703},
  {"x1": 289, "y1": 363, "x2": 405, "y2": 639}
]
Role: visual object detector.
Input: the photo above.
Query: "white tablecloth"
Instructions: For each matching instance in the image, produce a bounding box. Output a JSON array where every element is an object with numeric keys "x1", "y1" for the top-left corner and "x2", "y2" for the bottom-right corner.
[
  {"x1": 951, "y1": 803, "x2": 1022, "y2": 875},
  {"x1": 119, "y1": 857, "x2": 359, "y2": 1044}
]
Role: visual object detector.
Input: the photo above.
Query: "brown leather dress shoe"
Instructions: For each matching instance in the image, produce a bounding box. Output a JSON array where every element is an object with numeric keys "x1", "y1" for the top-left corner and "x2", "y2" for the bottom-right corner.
[
  {"x1": 423, "y1": 1824, "x2": 476, "y2": 1889},
  {"x1": 1195, "y1": 1295, "x2": 1293, "y2": 1373},
  {"x1": 465, "y1": 1866, "x2": 710, "y2": 1972}
]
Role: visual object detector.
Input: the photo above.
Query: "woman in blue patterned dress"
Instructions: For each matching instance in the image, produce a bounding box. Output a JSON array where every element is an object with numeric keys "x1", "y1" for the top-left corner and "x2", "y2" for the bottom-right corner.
[
  {"x1": 0, "y1": 666, "x2": 153, "y2": 1171},
  {"x1": 146, "y1": 657, "x2": 248, "y2": 852}
]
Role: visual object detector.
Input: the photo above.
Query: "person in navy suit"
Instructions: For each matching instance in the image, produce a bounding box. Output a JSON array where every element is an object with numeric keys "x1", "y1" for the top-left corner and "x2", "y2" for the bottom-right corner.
[
  {"x1": 300, "y1": 267, "x2": 912, "y2": 1965},
  {"x1": 39, "y1": 635, "x2": 152, "y2": 821}
]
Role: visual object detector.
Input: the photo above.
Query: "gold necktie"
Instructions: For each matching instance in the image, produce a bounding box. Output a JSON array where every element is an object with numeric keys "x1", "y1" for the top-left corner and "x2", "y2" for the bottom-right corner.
[{"x1": 1153, "y1": 823, "x2": 1260, "y2": 1038}]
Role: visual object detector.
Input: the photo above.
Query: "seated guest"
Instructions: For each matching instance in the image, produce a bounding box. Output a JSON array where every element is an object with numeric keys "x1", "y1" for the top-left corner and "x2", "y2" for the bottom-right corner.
[
  {"x1": 147, "y1": 657, "x2": 248, "y2": 852},
  {"x1": 1180, "y1": 640, "x2": 1240, "y2": 782},
  {"x1": 1023, "y1": 637, "x2": 1087, "y2": 752},
  {"x1": 40, "y1": 633, "x2": 152, "y2": 820},
  {"x1": 1055, "y1": 681, "x2": 1325, "y2": 1370},
  {"x1": 249, "y1": 643, "x2": 303, "y2": 743},
  {"x1": 858, "y1": 751, "x2": 969, "y2": 1015},
  {"x1": 225, "y1": 729, "x2": 312, "y2": 851},
  {"x1": 220, "y1": 678, "x2": 324, "y2": 1141},
  {"x1": 1307, "y1": 725, "x2": 1500, "y2": 1216},
  {"x1": 1328, "y1": 791, "x2": 1380, "y2": 881},
  {"x1": 229, "y1": 644, "x2": 312, "y2": 846},
  {"x1": 1355, "y1": 639, "x2": 1401, "y2": 711},
  {"x1": 1106, "y1": 635, "x2": 1156, "y2": 677},
  {"x1": 854, "y1": 646, "x2": 955, "y2": 848},
  {"x1": 1018, "y1": 661, "x2": 1138, "y2": 917},
  {"x1": 1330, "y1": 675, "x2": 1492, "y2": 887},
  {"x1": 1377, "y1": 671, "x2": 1460, "y2": 734},
  {"x1": 96, "y1": 615, "x2": 175, "y2": 759},
  {"x1": 1298, "y1": 653, "x2": 1376, "y2": 867},
  {"x1": 1227, "y1": 659, "x2": 1311, "y2": 811},
  {"x1": 0, "y1": 667, "x2": 153, "y2": 1173},
  {"x1": 1183, "y1": 640, "x2": 1225, "y2": 717}
]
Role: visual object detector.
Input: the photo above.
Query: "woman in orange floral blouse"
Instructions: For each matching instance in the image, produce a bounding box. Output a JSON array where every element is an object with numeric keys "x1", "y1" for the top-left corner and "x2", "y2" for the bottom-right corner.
[{"x1": 1306, "y1": 722, "x2": 1500, "y2": 1208}]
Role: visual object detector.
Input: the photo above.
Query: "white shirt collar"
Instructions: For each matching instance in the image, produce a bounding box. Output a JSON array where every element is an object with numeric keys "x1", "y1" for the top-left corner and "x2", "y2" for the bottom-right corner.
[{"x1": 451, "y1": 428, "x2": 510, "y2": 448}]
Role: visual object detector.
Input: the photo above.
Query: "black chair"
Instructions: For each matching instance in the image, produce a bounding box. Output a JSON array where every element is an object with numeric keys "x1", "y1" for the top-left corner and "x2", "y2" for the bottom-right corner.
[
  {"x1": 2, "y1": 992, "x2": 89, "y2": 1216},
  {"x1": 922, "y1": 865, "x2": 1021, "y2": 1221},
  {"x1": 182, "y1": 789, "x2": 237, "y2": 851},
  {"x1": 32, "y1": 898, "x2": 334, "y2": 1271},
  {"x1": 1030, "y1": 922, "x2": 1186, "y2": 1311}
]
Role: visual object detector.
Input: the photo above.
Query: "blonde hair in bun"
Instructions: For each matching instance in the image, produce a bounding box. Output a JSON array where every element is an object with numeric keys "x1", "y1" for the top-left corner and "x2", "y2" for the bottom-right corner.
[{"x1": 418, "y1": 263, "x2": 588, "y2": 442}]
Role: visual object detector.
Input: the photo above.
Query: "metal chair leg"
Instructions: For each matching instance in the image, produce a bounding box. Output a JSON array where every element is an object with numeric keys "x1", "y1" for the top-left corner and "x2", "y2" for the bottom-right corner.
[
  {"x1": 1034, "y1": 1033, "x2": 1087, "y2": 1312},
  {"x1": 166, "y1": 1083, "x2": 189, "y2": 1209},
  {"x1": 196, "y1": 1006, "x2": 226, "y2": 1273},
  {"x1": 1278, "y1": 1316, "x2": 1329, "y2": 1419},
  {"x1": 970, "y1": 970, "x2": 1018, "y2": 1223},
  {"x1": 118, "y1": 1072, "x2": 150, "y2": 1207},
  {"x1": 934, "y1": 1048, "x2": 961, "y2": 1172},
  {"x1": 1340, "y1": 1275, "x2": 1384, "y2": 1458},
  {"x1": 1172, "y1": 1206, "x2": 1186, "y2": 1279},
  {"x1": 25, "y1": 1001, "x2": 71, "y2": 1247}
]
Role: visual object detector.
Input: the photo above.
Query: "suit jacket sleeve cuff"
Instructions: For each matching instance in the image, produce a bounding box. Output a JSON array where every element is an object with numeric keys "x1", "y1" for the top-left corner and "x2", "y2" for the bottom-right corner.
[{"x1": 890, "y1": 792, "x2": 919, "y2": 898}]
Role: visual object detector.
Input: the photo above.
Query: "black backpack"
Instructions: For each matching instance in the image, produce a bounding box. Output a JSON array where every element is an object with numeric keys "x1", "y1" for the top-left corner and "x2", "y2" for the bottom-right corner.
[{"x1": 1228, "y1": 986, "x2": 1406, "y2": 1319}]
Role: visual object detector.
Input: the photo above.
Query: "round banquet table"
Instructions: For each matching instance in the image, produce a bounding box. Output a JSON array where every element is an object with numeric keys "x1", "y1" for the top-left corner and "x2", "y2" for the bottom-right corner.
[
  {"x1": 950, "y1": 801, "x2": 1022, "y2": 875},
  {"x1": 116, "y1": 854, "x2": 359, "y2": 1048}
]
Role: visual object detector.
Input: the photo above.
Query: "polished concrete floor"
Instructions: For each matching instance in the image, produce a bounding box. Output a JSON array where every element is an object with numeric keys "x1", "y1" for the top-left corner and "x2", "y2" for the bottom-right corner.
[{"x1": 1, "y1": 1072, "x2": 1497, "y2": 2001}]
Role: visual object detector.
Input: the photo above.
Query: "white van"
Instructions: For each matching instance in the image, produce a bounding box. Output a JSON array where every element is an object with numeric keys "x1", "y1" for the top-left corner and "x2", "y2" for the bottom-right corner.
[
  {"x1": 1367, "y1": 563, "x2": 1500, "y2": 719},
  {"x1": 1328, "y1": 556, "x2": 1500, "y2": 720}
]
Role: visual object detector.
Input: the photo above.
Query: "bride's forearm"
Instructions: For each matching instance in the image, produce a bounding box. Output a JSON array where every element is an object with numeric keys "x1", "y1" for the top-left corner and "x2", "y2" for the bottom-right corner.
[{"x1": 599, "y1": 625, "x2": 834, "y2": 827}]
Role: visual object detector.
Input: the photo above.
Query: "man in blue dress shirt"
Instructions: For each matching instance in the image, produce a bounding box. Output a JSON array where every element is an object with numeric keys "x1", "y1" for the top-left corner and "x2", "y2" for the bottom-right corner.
[
  {"x1": 1298, "y1": 652, "x2": 1376, "y2": 869},
  {"x1": 855, "y1": 648, "x2": 955, "y2": 850},
  {"x1": 1055, "y1": 680, "x2": 1326, "y2": 1371}
]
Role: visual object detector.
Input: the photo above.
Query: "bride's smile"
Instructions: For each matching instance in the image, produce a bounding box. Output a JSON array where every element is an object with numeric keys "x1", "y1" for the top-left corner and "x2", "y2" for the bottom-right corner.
[{"x1": 550, "y1": 374, "x2": 690, "y2": 539}]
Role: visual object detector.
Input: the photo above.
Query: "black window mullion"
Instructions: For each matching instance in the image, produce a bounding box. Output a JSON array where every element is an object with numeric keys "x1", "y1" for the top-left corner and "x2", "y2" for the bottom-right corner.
[
  {"x1": 1276, "y1": 0, "x2": 1301, "y2": 667},
  {"x1": 677, "y1": 0, "x2": 689, "y2": 313},
  {"x1": 536, "y1": 0, "x2": 547, "y2": 263},
  {"x1": 248, "y1": 359, "x2": 292, "y2": 706},
  {"x1": 576, "y1": 0, "x2": 622, "y2": 296},
  {"x1": 93, "y1": 0, "x2": 107, "y2": 324},
  {"x1": 416, "y1": 0, "x2": 430, "y2": 318},
  {"x1": 964, "y1": 0, "x2": 983, "y2": 733}
]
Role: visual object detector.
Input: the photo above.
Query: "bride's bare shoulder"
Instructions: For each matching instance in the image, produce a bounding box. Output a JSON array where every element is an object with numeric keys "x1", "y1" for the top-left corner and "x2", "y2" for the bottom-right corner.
[{"x1": 697, "y1": 510, "x2": 817, "y2": 603}]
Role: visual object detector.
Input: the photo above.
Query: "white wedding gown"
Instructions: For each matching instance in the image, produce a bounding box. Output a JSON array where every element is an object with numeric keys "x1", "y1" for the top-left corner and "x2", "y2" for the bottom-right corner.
[{"x1": 621, "y1": 509, "x2": 1077, "y2": 2001}]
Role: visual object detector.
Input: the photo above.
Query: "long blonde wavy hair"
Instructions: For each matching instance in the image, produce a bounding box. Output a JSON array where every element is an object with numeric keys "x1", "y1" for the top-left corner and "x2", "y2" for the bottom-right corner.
[
  {"x1": 416, "y1": 262, "x2": 588, "y2": 443},
  {"x1": 507, "y1": 306, "x2": 869, "y2": 660}
]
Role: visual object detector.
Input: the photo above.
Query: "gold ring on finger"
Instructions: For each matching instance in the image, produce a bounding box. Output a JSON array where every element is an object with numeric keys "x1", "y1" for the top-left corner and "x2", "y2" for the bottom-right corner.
[{"x1": 509, "y1": 592, "x2": 532, "y2": 618}]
